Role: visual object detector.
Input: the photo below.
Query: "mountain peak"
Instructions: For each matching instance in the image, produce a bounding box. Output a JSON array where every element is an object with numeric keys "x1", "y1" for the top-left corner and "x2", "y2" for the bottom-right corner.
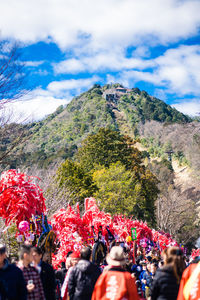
[{"x1": 0, "y1": 84, "x2": 192, "y2": 169}]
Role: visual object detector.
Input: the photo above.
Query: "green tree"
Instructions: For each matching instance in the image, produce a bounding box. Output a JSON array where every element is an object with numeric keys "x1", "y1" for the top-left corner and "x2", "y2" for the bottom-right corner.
[
  {"x1": 76, "y1": 129, "x2": 158, "y2": 224},
  {"x1": 93, "y1": 162, "x2": 158, "y2": 224},
  {"x1": 93, "y1": 162, "x2": 137, "y2": 215},
  {"x1": 76, "y1": 128, "x2": 142, "y2": 172},
  {"x1": 56, "y1": 159, "x2": 97, "y2": 205}
]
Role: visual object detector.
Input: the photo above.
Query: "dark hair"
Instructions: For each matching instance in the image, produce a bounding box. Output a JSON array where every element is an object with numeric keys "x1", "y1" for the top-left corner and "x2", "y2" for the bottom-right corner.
[
  {"x1": 0, "y1": 244, "x2": 6, "y2": 254},
  {"x1": 146, "y1": 256, "x2": 152, "y2": 262},
  {"x1": 151, "y1": 262, "x2": 158, "y2": 268},
  {"x1": 80, "y1": 247, "x2": 91, "y2": 261},
  {"x1": 162, "y1": 247, "x2": 185, "y2": 283},
  {"x1": 67, "y1": 251, "x2": 73, "y2": 258},
  {"x1": 18, "y1": 245, "x2": 32, "y2": 260},
  {"x1": 32, "y1": 247, "x2": 43, "y2": 256}
]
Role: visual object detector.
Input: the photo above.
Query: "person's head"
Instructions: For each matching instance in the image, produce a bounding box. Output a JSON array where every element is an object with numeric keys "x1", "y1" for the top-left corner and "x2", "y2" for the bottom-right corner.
[
  {"x1": 65, "y1": 251, "x2": 73, "y2": 268},
  {"x1": 0, "y1": 244, "x2": 6, "y2": 267},
  {"x1": 42, "y1": 252, "x2": 51, "y2": 263},
  {"x1": 70, "y1": 251, "x2": 80, "y2": 266},
  {"x1": 146, "y1": 255, "x2": 152, "y2": 263},
  {"x1": 18, "y1": 244, "x2": 33, "y2": 264},
  {"x1": 162, "y1": 247, "x2": 185, "y2": 283},
  {"x1": 106, "y1": 246, "x2": 126, "y2": 267},
  {"x1": 65, "y1": 257, "x2": 72, "y2": 268},
  {"x1": 147, "y1": 262, "x2": 151, "y2": 272},
  {"x1": 158, "y1": 260, "x2": 164, "y2": 269},
  {"x1": 80, "y1": 247, "x2": 91, "y2": 261},
  {"x1": 32, "y1": 247, "x2": 43, "y2": 265},
  {"x1": 150, "y1": 262, "x2": 158, "y2": 274},
  {"x1": 141, "y1": 262, "x2": 147, "y2": 270}
]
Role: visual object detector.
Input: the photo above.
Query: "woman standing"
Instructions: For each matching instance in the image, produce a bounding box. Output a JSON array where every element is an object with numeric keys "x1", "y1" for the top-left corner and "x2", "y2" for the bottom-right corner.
[{"x1": 150, "y1": 247, "x2": 185, "y2": 300}]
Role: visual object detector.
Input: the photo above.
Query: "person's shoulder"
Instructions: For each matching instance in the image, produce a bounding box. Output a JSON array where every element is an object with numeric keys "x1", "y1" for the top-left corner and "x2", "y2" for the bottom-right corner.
[
  {"x1": 90, "y1": 262, "x2": 101, "y2": 270},
  {"x1": 7, "y1": 263, "x2": 24, "y2": 276},
  {"x1": 91, "y1": 263, "x2": 102, "y2": 275},
  {"x1": 41, "y1": 261, "x2": 54, "y2": 271},
  {"x1": 153, "y1": 267, "x2": 174, "y2": 281}
]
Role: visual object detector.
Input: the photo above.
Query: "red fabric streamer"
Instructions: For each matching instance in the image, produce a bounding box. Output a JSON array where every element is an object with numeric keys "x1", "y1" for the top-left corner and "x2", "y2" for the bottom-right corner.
[
  {"x1": 0, "y1": 169, "x2": 46, "y2": 226},
  {"x1": 191, "y1": 249, "x2": 200, "y2": 260},
  {"x1": 51, "y1": 197, "x2": 179, "y2": 268}
]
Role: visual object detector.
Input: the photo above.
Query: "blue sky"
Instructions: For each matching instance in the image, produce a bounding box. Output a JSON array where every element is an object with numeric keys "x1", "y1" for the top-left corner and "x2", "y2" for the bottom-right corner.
[{"x1": 0, "y1": 0, "x2": 200, "y2": 122}]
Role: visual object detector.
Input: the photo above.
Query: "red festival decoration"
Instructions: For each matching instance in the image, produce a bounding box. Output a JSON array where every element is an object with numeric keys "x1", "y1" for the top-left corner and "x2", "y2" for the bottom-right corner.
[
  {"x1": 0, "y1": 169, "x2": 180, "y2": 267},
  {"x1": 0, "y1": 169, "x2": 46, "y2": 226},
  {"x1": 51, "y1": 197, "x2": 179, "y2": 268},
  {"x1": 191, "y1": 248, "x2": 200, "y2": 260}
]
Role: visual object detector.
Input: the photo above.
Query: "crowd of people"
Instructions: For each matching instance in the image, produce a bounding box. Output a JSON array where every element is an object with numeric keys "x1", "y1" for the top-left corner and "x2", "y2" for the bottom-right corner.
[{"x1": 0, "y1": 241, "x2": 199, "y2": 300}]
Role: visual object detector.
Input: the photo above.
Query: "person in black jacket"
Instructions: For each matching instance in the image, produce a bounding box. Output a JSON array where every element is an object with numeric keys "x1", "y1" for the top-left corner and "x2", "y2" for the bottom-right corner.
[
  {"x1": 68, "y1": 246, "x2": 101, "y2": 300},
  {"x1": 0, "y1": 244, "x2": 27, "y2": 300},
  {"x1": 32, "y1": 247, "x2": 56, "y2": 300},
  {"x1": 150, "y1": 247, "x2": 185, "y2": 300}
]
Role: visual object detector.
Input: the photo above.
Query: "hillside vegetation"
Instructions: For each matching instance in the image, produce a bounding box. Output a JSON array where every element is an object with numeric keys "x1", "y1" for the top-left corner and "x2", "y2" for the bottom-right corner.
[
  {"x1": 0, "y1": 83, "x2": 199, "y2": 246},
  {"x1": 2, "y1": 83, "x2": 191, "y2": 169}
]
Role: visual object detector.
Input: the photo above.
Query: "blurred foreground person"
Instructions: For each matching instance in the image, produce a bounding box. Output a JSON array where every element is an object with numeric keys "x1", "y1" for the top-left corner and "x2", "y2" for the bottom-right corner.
[
  {"x1": 0, "y1": 243, "x2": 27, "y2": 300},
  {"x1": 177, "y1": 261, "x2": 200, "y2": 300},
  {"x1": 177, "y1": 238, "x2": 200, "y2": 300},
  {"x1": 92, "y1": 246, "x2": 139, "y2": 300},
  {"x1": 68, "y1": 247, "x2": 101, "y2": 300},
  {"x1": 150, "y1": 247, "x2": 185, "y2": 300},
  {"x1": 18, "y1": 244, "x2": 45, "y2": 300},
  {"x1": 32, "y1": 247, "x2": 56, "y2": 300}
]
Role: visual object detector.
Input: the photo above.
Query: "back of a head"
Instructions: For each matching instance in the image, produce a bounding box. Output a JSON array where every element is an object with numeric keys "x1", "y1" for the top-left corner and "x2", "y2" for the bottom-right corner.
[
  {"x1": 0, "y1": 244, "x2": 6, "y2": 255},
  {"x1": 81, "y1": 247, "x2": 91, "y2": 261},
  {"x1": 18, "y1": 244, "x2": 32, "y2": 260},
  {"x1": 162, "y1": 247, "x2": 185, "y2": 283}
]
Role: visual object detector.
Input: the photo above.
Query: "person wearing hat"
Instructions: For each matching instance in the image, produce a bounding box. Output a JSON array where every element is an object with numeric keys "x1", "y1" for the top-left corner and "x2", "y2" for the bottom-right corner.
[
  {"x1": 92, "y1": 246, "x2": 139, "y2": 300},
  {"x1": 0, "y1": 243, "x2": 27, "y2": 300},
  {"x1": 68, "y1": 247, "x2": 101, "y2": 300},
  {"x1": 61, "y1": 251, "x2": 80, "y2": 300}
]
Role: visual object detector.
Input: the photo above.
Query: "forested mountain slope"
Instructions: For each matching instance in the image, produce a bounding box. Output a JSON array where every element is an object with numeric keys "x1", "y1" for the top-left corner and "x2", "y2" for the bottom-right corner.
[
  {"x1": 0, "y1": 83, "x2": 199, "y2": 246},
  {"x1": 6, "y1": 83, "x2": 191, "y2": 169}
]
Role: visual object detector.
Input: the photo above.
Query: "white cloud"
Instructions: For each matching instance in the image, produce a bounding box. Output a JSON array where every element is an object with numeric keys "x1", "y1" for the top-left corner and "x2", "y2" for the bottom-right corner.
[
  {"x1": 0, "y1": 75, "x2": 101, "y2": 122},
  {"x1": 105, "y1": 45, "x2": 200, "y2": 96},
  {"x1": 0, "y1": 0, "x2": 200, "y2": 50},
  {"x1": 131, "y1": 46, "x2": 151, "y2": 58},
  {"x1": 47, "y1": 75, "x2": 100, "y2": 97},
  {"x1": 155, "y1": 45, "x2": 200, "y2": 95},
  {"x1": 54, "y1": 58, "x2": 85, "y2": 74},
  {"x1": 24, "y1": 60, "x2": 44, "y2": 67},
  {"x1": 1, "y1": 0, "x2": 200, "y2": 121},
  {"x1": 172, "y1": 100, "x2": 200, "y2": 116},
  {"x1": 0, "y1": 96, "x2": 70, "y2": 123},
  {"x1": 54, "y1": 50, "x2": 155, "y2": 74}
]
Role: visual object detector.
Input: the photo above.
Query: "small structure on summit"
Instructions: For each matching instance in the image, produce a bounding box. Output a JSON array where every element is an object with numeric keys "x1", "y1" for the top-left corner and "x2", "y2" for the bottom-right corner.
[{"x1": 103, "y1": 87, "x2": 131, "y2": 102}]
